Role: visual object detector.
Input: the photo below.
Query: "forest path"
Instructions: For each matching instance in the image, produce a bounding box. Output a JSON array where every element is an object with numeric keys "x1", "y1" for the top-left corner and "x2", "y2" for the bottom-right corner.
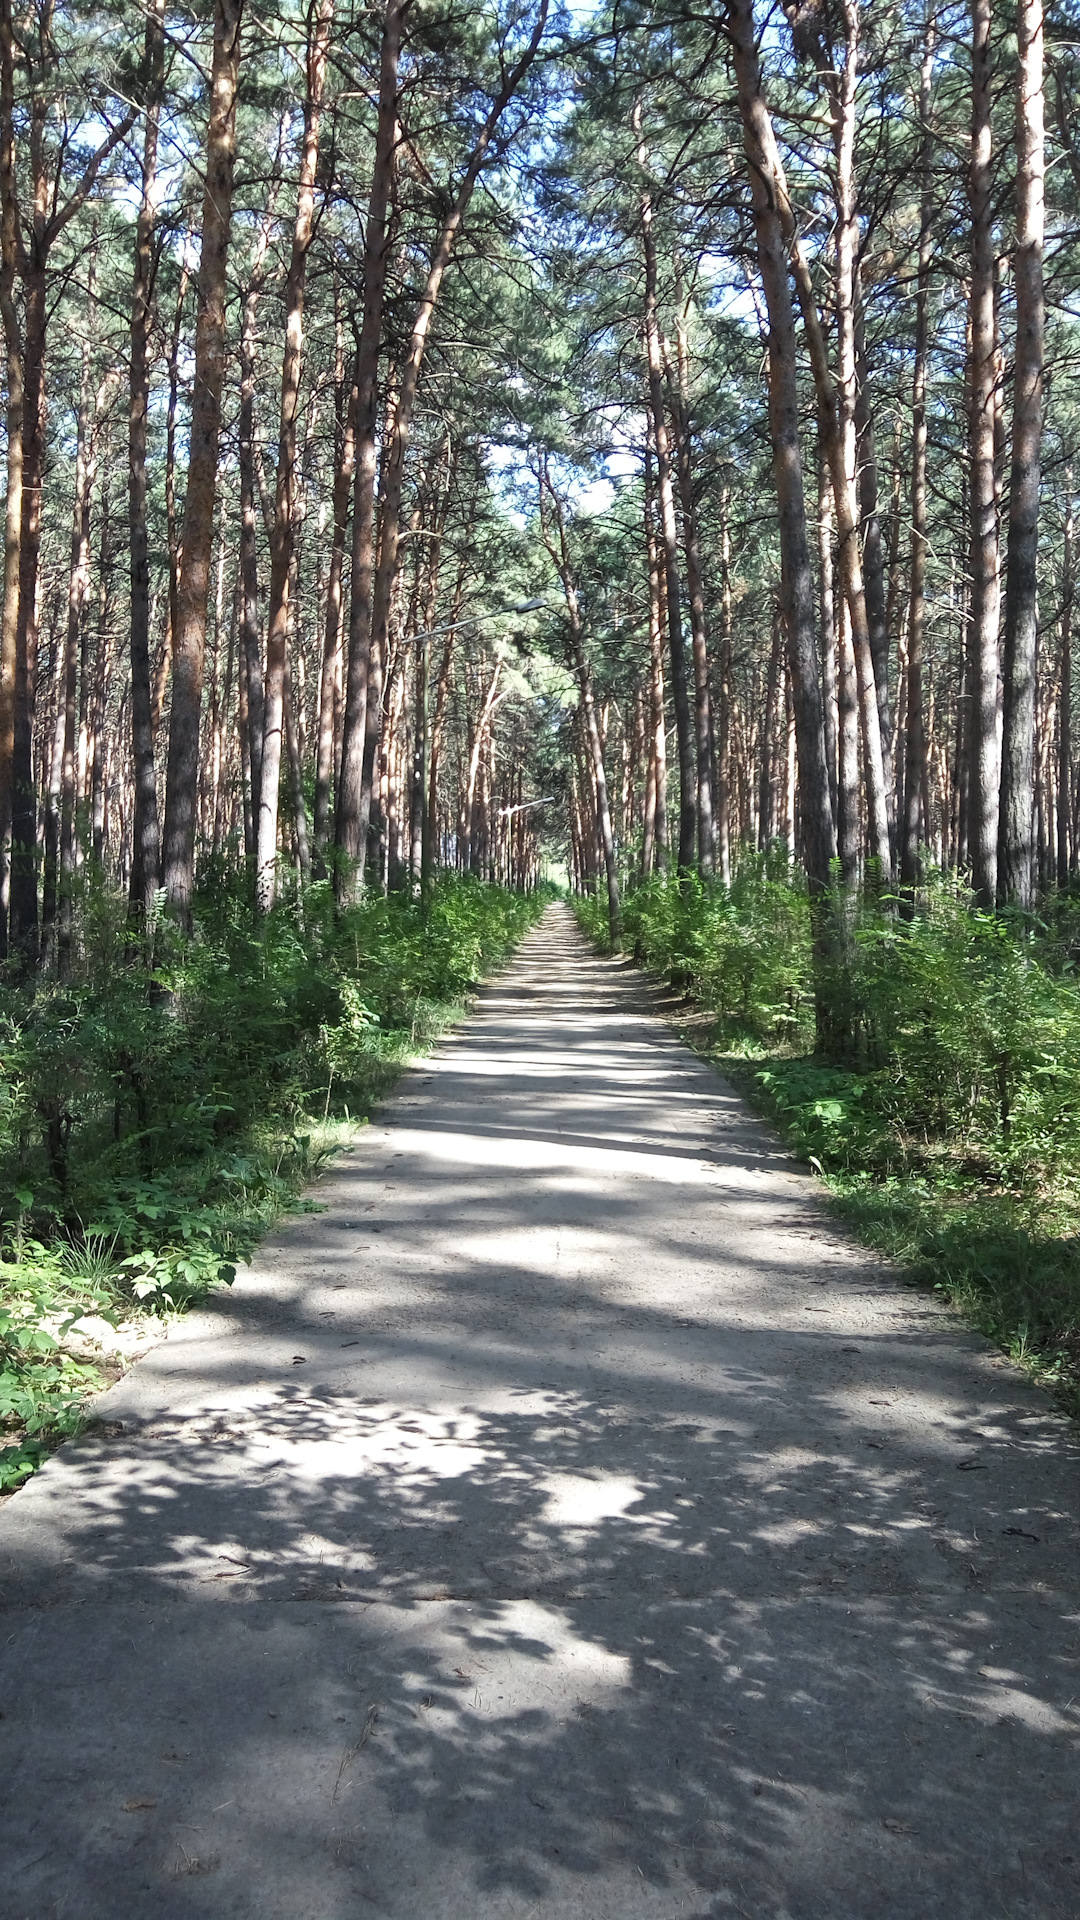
[{"x1": 2, "y1": 902, "x2": 1079, "y2": 1919}]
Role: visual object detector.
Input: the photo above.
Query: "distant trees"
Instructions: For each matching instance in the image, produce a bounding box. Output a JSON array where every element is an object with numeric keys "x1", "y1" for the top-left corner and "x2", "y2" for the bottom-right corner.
[{"x1": 0, "y1": 0, "x2": 1076, "y2": 1022}]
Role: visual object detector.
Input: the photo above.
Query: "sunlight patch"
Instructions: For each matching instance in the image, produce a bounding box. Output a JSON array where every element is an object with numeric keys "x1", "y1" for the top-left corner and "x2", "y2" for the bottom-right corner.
[{"x1": 540, "y1": 1471, "x2": 644, "y2": 1530}]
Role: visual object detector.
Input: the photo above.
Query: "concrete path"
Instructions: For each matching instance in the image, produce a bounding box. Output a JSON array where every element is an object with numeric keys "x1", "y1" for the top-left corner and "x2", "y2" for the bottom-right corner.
[{"x1": 2, "y1": 904, "x2": 1079, "y2": 1920}]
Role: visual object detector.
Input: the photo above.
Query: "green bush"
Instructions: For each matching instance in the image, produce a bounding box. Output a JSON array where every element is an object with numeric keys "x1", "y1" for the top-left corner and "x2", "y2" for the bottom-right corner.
[
  {"x1": 577, "y1": 859, "x2": 1080, "y2": 1409},
  {"x1": 580, "y1": 852, "x2": 813, "y2": 1048},
  {"x1": 0, "y1": 872, "x2": 543, "y2": 1481}
]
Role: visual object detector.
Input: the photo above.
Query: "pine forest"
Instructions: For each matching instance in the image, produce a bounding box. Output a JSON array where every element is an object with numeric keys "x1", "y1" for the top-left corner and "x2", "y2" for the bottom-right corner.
[{"x1": 4, "y1": 0, "x2": 1080, "y2": 1480}]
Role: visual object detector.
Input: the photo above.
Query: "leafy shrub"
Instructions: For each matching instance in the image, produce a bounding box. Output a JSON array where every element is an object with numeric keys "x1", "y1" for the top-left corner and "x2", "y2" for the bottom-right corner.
[
  {"x1": 0, "y1": 873, "x2": 544, "y2": 1479},
  {"x1": 580, "y1": 852, "x2": 813, "y2": 1047}
]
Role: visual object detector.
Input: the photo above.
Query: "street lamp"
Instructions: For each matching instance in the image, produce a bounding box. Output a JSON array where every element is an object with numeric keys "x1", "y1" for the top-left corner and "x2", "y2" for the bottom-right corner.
[
  {"x1": 496, "y1": 797, "x2": 555, "y2": 817},
  {"x1": 405, "y1": 597, "x2": 549, "y2": 895}
]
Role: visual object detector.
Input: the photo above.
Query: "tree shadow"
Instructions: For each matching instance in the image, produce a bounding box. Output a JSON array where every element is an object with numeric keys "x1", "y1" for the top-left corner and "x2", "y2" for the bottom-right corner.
[{"x1": 2, "y1": 908, "x2": 1079, "y2": 1918}]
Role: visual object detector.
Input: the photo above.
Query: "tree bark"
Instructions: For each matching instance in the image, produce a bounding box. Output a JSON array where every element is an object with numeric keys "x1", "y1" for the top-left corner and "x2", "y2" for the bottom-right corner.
[
  {"x1": 128, "y1": 0, "x2": 167, "y2": 927},
  {"x1": 901, "y1": 7, "x2": 935, "y2": 895},
  {"x1": 161, "y1": 0, "x2": 244, "y2": 921},
  {"x1": 236, "y1": 191, "x2": 278, "y2": 861},
  {"x1": 255, "y1": 0, "x2": 333, "y2": 911},
  {"x1": 1058, "y1": 476, "x2": 1073, "y2": 886},
  {"x1": 967, "y1": 0, "x2": 1001, "y2": 906},
  {"x1": 642, "y1": 451, "x2": 669, "y2": 876},
  {"x1": 43, "y1": 343, "x2": 95, "y2": 965},
  {"x1": 998, "y1": 0, "x2": 1045, "y2": 908},
  {"x1": 540, "y1": 462, "x2": 621, "y2": 946},
  {"x1": 634, "y1": 102, "x2": 695, "y2": 873},
  {"x1": 0, "y1": 0, "x2": 21, "y2": 953},
  {"x1": 335, "y1": 0, "x2": 402, "y2": 900},
  {"x1": 726, "y1": 0, "x2": 837, "y2": 923},
  {"x1": 670, "y1": 295, "x2": 716, "y2": 875},
  {"x1": 314, "y1": 287, "x2": 356, "y2": 861}
]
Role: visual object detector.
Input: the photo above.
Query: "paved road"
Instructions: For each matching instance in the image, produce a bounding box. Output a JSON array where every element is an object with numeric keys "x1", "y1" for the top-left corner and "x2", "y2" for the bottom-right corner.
[{"x1": 2, "y1": 904, "x2": 1079, "y2": 1919}]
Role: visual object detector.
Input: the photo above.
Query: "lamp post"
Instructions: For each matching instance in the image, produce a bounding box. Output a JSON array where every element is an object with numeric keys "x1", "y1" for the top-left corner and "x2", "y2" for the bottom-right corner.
[{"x1": 403, "y1": 597, "x2": 548, "y2": 896}]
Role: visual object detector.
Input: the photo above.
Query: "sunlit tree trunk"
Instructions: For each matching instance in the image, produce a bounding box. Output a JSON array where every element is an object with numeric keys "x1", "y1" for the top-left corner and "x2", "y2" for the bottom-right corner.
[
  {"x1": 256, "y1": 0, "x2": 333, "y2": 911},
  {"x1": 671, "y1": 296, "x2": 716, "y2": 876},
  {"x1": 634, "y1": 103, "x2": 695, "y2": 872},
  {"x1": 717, "y1": 481, "x2": 734, "y2": 883},
  {"x1": 827, "y1": 2, "x2": 892, "y2": 880},
  {"x1": 854, "y1": 301, "x2": 894, "y2": 817},
  {"x1": 539, "y1": 463, "x2": 621, "y2": 947},
  {"x1": 314, "y1": 285, "x2": 356, "y2": 862},
  {"x1": 642, "y1": 453, "x2": 668, "y2": 876},
  {"x1": 235, "y1": 190, "x2": 278, "y2": 860},
  {"x1": 335, "y1": 0, "x2": 401, "y2": 901},
  {"x1": 817, "y1": 441, "x2": 839, "y2": 829},
  {"x1": 726, "y1": 0, "x2": 837, "y2": 925}
]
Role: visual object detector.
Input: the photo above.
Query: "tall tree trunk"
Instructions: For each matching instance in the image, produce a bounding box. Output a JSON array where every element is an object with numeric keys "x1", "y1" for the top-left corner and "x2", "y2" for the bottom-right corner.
[
  {"x1": 642, "y1": 453, "x2": 668, "y2": 876},
  {"x1": 726, "y1": 0, "x2": 837, "y2": 942},
  {"x1": 828, "y1": 3, "x2": 892, "y2": 880},
  {"x1": 335, "y1": 0, "x2": 401, "y2": 901},
  {"x1": 854, "y1": 299, "x2": 894, "y2": 815},
  {"x1": 967, "y1": 0, "x2": 1001, "y2": 906},
  {"x1": 998, "y1": 0, "x2": 1045, "y2": 908},
  {"x1": 161, "y1": 0, "x2": 244, "y2": 921},
  {"x1": 0, "y1": 2, "x2": 21, "y2": 954},
  {"x1": 43, "y1": 341, "x2": 94, "y2": 960},
  {"x1": 9, "y1": 252, "x2": 45, "y2": 964},
  {"x1": 158, "y1": 254, "x2": 191, "y2": 735},
  {"x1": 901, "y1": 6, "x2": 935, "y2": 894},
  {"x1": 759, "y1": 608, "x2": 782, "y2": 850},
  {"x1": 1058, "y1": 477, "x2": 1073, "y2": 886},
  {"x1": 57, "y1": 374, "x2": 109, "y2": 975},
  {"x1": 634, "y1": 103, "x2": 695, "y2": 872},
  {"x1": 717, "y1": 481, "x2": 734, "y2": 883},
  {"x1": 236, "y1": 196, "x2": 277, "y2": 859},
  {"x1": 817, "y1": 440, "x2": 839, "y2": 827},
  {"x1": 128, "y1": 0, "x2": 167, "y2": 927},
  {"x1": 836, "y1": 590, "x2": 861, "y2": 887},
  {"x1": 539, "y1": 463, "x2": 621, "y2": 946},
  {"x1": 255, "y1": 0, "x2": 333, "y2": 911},
  {"x1": 670, "y1": 297, "x2": 716, "y2": 875},
  {"x1": 313, "y1": 288, "x2": 356, "y2": 861}
]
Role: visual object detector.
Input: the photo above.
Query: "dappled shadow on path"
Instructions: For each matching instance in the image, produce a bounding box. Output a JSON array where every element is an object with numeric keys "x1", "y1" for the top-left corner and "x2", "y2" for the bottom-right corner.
[{"x1": 2, "y1": 909, "x2": 1079, "y2": 1919}]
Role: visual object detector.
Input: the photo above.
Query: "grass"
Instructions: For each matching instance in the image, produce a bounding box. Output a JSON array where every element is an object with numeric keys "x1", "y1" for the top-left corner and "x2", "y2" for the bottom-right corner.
[
  {"x1": 575, "y1": 868, "x2": 1080, "y2": 1420},
  {"x1": 712, "y1": 1042, "x2": 1080, "y2": 1417}
]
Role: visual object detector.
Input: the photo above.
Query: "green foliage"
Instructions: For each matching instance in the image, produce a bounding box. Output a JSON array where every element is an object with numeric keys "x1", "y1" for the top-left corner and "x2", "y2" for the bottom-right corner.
[
  {"x1": 0, "y1": 875, "x2": 542, "y2": 1485},
  {"x1": 0, "y1": 1251, "x2": 106, "y2": 1489},
  {"x1": 578, "y1": 854, "x2": 814, "y2": 1048},
  {"x1": 579, "y1": 862, "x2": 1080, "y2": 1412}
]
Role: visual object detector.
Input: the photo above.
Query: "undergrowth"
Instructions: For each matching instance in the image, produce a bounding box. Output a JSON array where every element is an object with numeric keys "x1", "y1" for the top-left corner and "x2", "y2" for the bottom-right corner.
[
  {"x1": 577, "y1": 860, "x2": 1080, "y2": 1416},
  {"x1": 0, "y1": 872, "x2": 545, "y2": 1489}
]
